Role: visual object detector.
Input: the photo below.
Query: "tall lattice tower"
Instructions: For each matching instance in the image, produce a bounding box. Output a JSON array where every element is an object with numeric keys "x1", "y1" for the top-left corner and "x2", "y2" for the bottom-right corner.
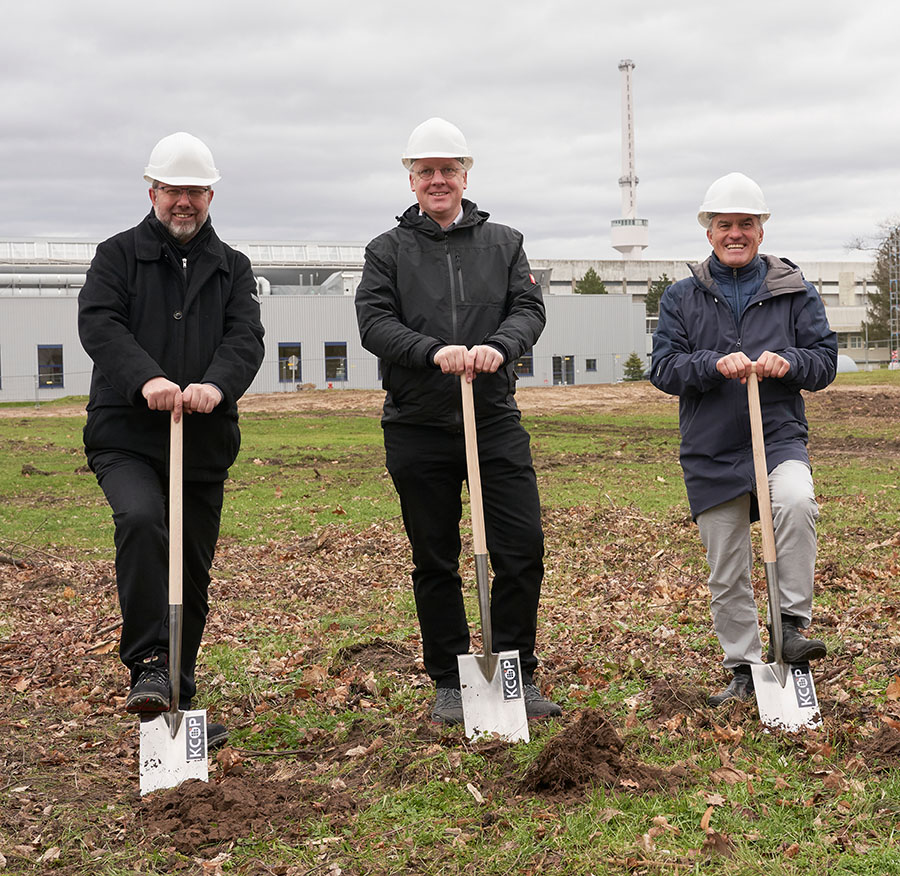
[{"x1": 610, "y1": 59, "x2": 649, "y2": 258}]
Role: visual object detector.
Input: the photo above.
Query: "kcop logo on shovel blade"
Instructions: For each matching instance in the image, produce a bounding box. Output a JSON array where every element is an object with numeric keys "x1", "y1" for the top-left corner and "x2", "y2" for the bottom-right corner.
[
  {"x1": 185, "y1": 714, "x2": 207, "y2": 761},
  {"x1": 792, "y1": 665, "x2": 818, "y2": 710},
  {"x1": 500, "y1": 655, "x2": 523, "y2": 701}
]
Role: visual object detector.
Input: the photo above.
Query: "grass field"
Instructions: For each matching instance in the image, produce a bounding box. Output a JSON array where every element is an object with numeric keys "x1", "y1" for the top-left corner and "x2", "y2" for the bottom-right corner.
[{"x1": 1, "y1": 374, "x2": 899, "y2": 875}]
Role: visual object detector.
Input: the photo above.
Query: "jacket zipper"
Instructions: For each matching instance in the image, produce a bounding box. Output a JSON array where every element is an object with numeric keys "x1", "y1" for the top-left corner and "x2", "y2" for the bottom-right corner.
[
  {"x1": 445, "y1": 242, "x2": 458, "y2": 342},
  {"x1": 455, "y1": 252, "x2": 466, "y2": 302}
]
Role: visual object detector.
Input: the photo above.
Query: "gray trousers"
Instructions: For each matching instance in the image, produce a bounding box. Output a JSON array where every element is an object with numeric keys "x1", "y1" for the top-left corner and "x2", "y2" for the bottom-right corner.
[{"x1": 696, "y1": 460, "x2": 819, "y2": 669}]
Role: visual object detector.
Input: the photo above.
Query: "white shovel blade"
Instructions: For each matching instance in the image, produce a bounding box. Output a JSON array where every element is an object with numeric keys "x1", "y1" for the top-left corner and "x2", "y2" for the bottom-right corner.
[
  {"x1": 139, "y1": 709, "x2": 209, "y2": 795},
  {"x1": 751, "y1": 663, "x2": 822, "y2": 733},
  {"x1": 458, "y1": 649, "x2": 529, "y2": 743}
]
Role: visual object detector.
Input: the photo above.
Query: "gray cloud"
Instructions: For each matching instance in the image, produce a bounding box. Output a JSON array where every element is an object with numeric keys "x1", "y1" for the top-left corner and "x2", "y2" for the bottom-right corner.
[{"x1": 2, "y1": 0, "x2": 896, "y2": 266}]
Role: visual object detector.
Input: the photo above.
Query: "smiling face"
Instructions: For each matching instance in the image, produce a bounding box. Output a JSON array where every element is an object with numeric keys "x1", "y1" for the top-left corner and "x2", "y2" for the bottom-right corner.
[
  {"x1": 409, "y1": 158, "x2": 467, "y2": 228},
  {"x1": 149, "y1": 184, "x2": 214, "y2": 242},
  {"x1": 707, "y1": 213, "x2": 764, "y2": 268}
]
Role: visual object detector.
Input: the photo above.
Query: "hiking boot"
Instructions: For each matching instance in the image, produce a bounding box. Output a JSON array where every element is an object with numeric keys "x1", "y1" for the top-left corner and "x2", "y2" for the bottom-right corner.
[
  {"x1": 767, "y1": 615, "x2": 827, "y2": 664},
  {"x1": 431, "y1": 688, "x2": 463, "y2": 725},
  {"x1": 707, "y1": 667, "x2": 754, "y2": 707},
  {"x1": 524, "y1": 683, "x2": 562, "y2": 720},
  {"x1": 125, "y1": 655, "x2": 170, "y2": 714}
]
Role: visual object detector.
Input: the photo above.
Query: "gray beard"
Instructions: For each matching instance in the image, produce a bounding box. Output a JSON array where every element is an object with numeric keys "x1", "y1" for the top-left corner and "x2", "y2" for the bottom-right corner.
[{"x1": 154, "y1": 206, "x2": 199, "y2": 242}]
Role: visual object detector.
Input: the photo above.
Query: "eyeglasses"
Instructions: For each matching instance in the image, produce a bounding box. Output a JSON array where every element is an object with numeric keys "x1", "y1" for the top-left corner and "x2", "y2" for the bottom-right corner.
[
  {"x1": 156, "y1": 186, "x2": 211, "y2": 200},
  {"x1": 412, "y1": 165, "x2": 463, "y2": 180}
]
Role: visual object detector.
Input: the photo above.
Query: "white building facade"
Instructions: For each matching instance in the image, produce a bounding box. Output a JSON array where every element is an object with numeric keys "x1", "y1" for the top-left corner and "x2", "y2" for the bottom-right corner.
[{"x1": 0, "y1": 239, "x2": 878, "y2": 403}]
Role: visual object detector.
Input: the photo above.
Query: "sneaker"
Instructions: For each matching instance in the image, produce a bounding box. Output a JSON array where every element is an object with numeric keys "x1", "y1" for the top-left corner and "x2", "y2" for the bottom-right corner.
[
  {"x1": 707, "y1": 668, "x2": 754, "y2": 707},
  {"x1": 126, "y1": 655, "x2": 170, "y2": 714},
  {"x1": 523, "y1": 683, "x2": 562, "y2": 720},
  {"x1": 431, "y1": 688, "x2": 464, "y2": 725}
]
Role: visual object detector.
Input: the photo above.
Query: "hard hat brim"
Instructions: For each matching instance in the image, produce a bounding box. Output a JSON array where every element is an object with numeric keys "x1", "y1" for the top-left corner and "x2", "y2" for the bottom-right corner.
[
  {"x1": 698, "y1": 211, "x2": 770, "y2": 228},
  {"x1": 144, "y1": 172, "x2": 221, "y2": 186},
  {"x1": 402, "y1": 155, "x2": 474, "y2": 171}
]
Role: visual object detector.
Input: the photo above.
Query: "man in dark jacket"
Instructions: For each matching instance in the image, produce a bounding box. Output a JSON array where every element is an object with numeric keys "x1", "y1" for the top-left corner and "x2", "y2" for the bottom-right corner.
[
  {"x1": 355, "y1": 117, "x2": 561, "y2": 724},
  {"x1": 651, "y1": 172, "x2": 837, "y2": 706},
  {"x1": 78, "y1": 132, "x2": 264, "y2": 743}
]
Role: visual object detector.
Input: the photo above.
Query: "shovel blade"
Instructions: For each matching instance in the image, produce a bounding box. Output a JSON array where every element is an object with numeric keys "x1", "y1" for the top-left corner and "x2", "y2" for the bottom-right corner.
[
  {"x1": 751, "y1": 663, "x2": 821, "y2": 732},
  {"x1": 458, "y1": 650, "x2": 529, "y2": 743},
  {"x1": 139, "y1": 709, "x2": 209, "y2": 795}
]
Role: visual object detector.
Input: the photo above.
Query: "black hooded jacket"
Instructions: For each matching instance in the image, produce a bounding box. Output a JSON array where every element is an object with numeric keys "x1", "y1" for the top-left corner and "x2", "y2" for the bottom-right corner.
[{"x1": 355, "y1": 199, "x2": 545, "y2": 430}]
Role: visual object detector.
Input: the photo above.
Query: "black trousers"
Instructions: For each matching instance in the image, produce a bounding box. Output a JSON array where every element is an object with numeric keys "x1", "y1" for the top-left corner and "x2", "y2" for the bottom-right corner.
[
  {"x1": 89, "y1": 450, "x2": 223, "y2": 705},
  {"x1": 384, "y1": 417, "x2": 544, "y2": 688}
]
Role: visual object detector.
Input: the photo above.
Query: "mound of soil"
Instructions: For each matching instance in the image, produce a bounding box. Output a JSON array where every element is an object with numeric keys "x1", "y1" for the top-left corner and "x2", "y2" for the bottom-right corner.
[
  {"x1": 521, "y1": 709, "x2": 686, "y2": 798},
  {"x1": 137, "y1": 769, "x2": 355, "y2": 855},
  {"x1": 855, "y1": 725, "x2": 900, "y2": 770}
]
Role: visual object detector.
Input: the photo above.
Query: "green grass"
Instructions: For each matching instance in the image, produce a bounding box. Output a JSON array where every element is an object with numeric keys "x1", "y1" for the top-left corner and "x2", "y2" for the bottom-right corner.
[{"x1": 1, "y1": 374, "x2": 899, "y2": 875}]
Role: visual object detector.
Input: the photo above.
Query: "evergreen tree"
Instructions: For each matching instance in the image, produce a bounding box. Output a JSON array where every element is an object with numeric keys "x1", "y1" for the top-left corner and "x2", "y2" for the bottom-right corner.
[
  {"x1": 574, "y1": 267, "x2": 608, "y2": 294},
  {"x1": 623, "y1": 351, "x2": 647, "y2": 381},
  {"x1": 862, "y1": 225, "x2": 899, "y2": 351},
  {"x1": 645, "y1": 273, "x2": 672, "y2": 316}
]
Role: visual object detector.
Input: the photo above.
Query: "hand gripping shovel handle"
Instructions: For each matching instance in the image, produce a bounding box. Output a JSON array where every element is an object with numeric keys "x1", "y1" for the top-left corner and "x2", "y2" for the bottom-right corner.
[
  {"x1": 747, "y1": 365, "x2": 785, "y2": 670},
  {"x1": 460, "y1": 377, "x2": 495, "y2": 669},
  {"x1": 168, "y1": 412, "x2": 184, "y2": 734}
]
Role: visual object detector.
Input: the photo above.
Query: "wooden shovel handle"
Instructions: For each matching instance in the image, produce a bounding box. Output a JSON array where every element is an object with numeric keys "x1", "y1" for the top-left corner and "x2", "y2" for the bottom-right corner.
[
  {"x1": 460, "y1": 377, "x2": 487, "y2": 555},
  {"x1": 747, "y1": 365, "x2": 776, "y2": 564},
  {"x1": 169, "y1": 412, "x2": 183, "y2": 606}
]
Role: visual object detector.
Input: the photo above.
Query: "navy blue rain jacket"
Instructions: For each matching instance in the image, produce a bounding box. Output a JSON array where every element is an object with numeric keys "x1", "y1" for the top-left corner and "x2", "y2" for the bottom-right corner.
[{"x1": 650, "y1": 253, "x2": 837, "y2": 518}]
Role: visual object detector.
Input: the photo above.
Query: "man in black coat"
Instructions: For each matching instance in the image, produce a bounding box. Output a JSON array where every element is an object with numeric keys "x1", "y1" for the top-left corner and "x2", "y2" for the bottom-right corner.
[
  {"x1": 78, "y1": 132, "x2": 264, "y2": 744},
  {"x1": 355, "y1": 118, "x2": 561, "y2": 725}
]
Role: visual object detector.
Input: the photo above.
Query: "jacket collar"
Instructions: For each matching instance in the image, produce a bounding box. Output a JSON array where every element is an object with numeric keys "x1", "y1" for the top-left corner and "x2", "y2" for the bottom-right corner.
[
  {"x1": 690, "y1": 253, "x2": 807, "y2": 298},
  {"x1": 396, "y1": 198, "x2": 489, "y2": 238},
  {"x1": 135, "y1": 210, "x2": 229, "y2": 274}
]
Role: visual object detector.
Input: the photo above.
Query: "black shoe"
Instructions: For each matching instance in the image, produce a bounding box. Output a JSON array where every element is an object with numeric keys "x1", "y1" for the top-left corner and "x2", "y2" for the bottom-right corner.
[
  {"x1": 767, "y1": 616, "x2": 827, "y2": 664},
  {"x1": 707, "y1": 668, "x2": 754, "y2": 707},
  {"x1": 207, "y1": 722, "x2": 228, "y2": 750},
  {"x1": 126, "y1": 655, "x2": 170, "y2": 714},
  {"x1": 431, "y1": 688, "x2": 463, "y2": 725},
  {"x1": 523, "y1": 683, "x2": 562, "y2": 719}
]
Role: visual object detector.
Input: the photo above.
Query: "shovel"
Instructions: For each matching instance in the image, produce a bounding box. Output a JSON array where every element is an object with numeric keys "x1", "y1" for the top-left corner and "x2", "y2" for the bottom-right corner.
[
  {"x1": 139, "y1": 411, "x2": 209, "y2": 794},
  {"x1": 457, "y1": 376, "x2": 529, "y2": 743},
  {"x1": 747, "y1": 365, "x2": 822, "y2": 732}
]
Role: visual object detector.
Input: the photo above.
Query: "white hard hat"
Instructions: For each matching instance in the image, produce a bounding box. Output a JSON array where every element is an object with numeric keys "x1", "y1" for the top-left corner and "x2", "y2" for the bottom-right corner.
[
  {"x1": 402, "y1": 117, "x2": 473, "y2": 171},
  {"x1": 697, "y1": 172, "x2": 769, "y2": 228},
  {"x1": 143, "y1": 132, "x2": 221, "y2": 186}
]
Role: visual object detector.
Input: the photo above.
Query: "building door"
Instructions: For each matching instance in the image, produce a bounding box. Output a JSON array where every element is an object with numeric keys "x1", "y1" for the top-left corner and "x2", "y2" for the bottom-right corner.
[{"x1": 552, "y1": 355, "x2": 575, "y2": 386}]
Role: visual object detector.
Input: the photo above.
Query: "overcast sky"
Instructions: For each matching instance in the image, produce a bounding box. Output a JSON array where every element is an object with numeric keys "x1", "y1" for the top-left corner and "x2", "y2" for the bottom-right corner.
[{"x1": 3, "y1": 1, "x2": 897, "y2": 265}]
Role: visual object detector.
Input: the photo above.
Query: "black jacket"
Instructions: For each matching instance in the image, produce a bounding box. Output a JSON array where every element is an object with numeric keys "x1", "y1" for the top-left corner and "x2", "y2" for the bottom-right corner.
[
  {"x1": 78, "y1": 212, "x2": 265, "y2": 479},
  {"x1": 355, "y1": 200, "x2": 545, "y2": 430}
]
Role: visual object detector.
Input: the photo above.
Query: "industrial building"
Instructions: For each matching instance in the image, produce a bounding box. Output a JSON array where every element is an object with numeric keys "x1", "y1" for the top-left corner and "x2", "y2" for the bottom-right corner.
[{"x1": 0, "y1": 237, "x2": 878, "y2": 404}]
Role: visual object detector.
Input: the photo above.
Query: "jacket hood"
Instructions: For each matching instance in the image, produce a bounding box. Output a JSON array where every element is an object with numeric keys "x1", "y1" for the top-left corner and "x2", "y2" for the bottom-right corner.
[{"x1": 396, "y1": 199, "x2": 489, "y2": 237}]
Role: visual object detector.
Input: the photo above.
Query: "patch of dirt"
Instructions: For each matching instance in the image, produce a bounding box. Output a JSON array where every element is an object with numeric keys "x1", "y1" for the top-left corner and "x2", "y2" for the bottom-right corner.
[
  {"x1": 854, "y1": 725, "x2": 900, "y2": 770},
  {"x1": 137, "y1": 769, "x2": 357, "y2": 855},
  {"x1": 645, "y1": 677, "x2": 709, "y2": 721},
  {"x1": 520, "y1": 709, "x2": 688, "y2": 798},
  {"x1": 333, "y1": 638, "x2": 419, "y2": 675}
]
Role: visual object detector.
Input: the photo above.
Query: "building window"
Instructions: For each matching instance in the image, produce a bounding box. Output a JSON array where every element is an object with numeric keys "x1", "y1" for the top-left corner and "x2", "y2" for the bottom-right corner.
[
  {"x1": 278, "y1": 343, "x2": 302, "y2": 383},
  {"x1": 324, "y1": 342, "x2": 347, "y2": 381},
  {"x1": 514, "y1": 350, "x2": 534, "y2": 377},
  {"x1": 37, "y1": 344, "x2": 64, "y2": 388},
  {"x1": 585, "y1": 358, "x2": 597, "y2": 372}
]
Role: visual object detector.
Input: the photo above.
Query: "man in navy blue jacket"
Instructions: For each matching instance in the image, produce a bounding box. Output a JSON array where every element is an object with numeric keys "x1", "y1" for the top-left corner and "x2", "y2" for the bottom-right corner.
[{"x1": 651, "y1": 173, "x2": 837, "y2": 706}]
